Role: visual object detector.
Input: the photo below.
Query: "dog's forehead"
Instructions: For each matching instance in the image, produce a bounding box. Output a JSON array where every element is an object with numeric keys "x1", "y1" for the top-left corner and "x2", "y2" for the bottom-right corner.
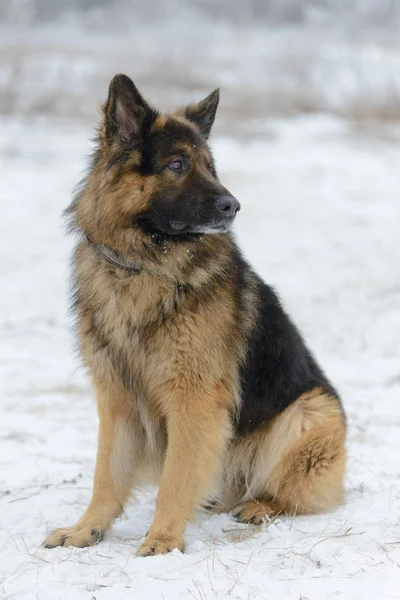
[{"x1": 150, "y1": 115, "x2": 205, "y2": 154}]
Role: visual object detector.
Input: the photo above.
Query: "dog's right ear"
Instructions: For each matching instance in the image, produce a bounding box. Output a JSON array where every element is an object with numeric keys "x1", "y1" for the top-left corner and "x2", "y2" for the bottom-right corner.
[{"x1": 102, "y1": 74, "x2": 150, "y2": 144}]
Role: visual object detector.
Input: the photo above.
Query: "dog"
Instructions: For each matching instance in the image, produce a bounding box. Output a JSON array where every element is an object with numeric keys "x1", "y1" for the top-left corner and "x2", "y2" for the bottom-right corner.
[{"x1": 44, "y1": 74, "x2": 346, "y2": 556}]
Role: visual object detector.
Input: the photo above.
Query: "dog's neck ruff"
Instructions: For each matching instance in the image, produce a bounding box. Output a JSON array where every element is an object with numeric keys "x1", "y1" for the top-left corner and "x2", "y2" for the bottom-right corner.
[{"x1": 87, "y1": 236, "x2": 142, "y2": 274}]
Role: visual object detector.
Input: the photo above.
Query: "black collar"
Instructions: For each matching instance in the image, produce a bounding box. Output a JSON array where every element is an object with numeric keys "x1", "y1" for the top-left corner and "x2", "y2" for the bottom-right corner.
[{"x1": 86, "y1": 236, "x2": 142, "y2": 274}]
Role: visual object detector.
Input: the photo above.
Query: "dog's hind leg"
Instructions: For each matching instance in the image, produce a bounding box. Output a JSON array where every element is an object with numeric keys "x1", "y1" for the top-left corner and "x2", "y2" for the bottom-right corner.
[
  {"x1": 227, "y1": 388, "x2": 346, "y2": 524},
  {"x1": 44, "y1": 378, "x2": 137, "y2": 548}
]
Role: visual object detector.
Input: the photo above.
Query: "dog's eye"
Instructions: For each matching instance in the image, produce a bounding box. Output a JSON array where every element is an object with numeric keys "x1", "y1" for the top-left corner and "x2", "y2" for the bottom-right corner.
[{"x1": 169, "y1": 160, "x2": 183, "y2": 171}]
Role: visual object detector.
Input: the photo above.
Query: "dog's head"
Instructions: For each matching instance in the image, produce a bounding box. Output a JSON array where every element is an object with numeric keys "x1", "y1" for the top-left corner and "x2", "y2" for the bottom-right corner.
[{"x1": 73, "y1": 74, "x2": 239, "y2": 243}]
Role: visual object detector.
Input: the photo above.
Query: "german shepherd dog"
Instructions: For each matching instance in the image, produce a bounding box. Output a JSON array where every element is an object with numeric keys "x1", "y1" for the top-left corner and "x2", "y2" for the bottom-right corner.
[{"x1": 44, "y1": 74, "x2": 346, "y2": 556}]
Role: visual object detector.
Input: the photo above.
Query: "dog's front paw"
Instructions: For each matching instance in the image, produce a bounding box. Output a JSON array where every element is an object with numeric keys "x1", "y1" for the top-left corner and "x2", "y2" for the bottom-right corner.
[
  {"x1": 136, "y1": 533, "x2": 183, "y2": 557},
  {"x1": 44, "y1": 525, "x2": 103, "y2": 548}
]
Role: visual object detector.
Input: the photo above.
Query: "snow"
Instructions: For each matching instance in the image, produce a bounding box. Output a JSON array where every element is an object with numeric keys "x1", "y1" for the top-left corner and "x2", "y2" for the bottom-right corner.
[{"x1": 1, "y1": 114, "x2": 399, "y2": 599}]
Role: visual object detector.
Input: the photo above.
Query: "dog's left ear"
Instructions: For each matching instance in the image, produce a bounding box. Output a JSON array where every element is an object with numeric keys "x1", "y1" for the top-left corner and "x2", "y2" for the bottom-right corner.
[{"x1": 184, "y1": 89, "x2": 220, "y2": 139}]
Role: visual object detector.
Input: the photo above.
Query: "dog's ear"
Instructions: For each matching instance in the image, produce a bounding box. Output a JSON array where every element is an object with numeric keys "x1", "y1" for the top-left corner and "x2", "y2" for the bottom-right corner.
[
  {"x1": 184, "y1": 89, "x2": 220, "y2": 139},
  {"x1": 103, "y1": 74, "x2": 150, "y2": 143}
]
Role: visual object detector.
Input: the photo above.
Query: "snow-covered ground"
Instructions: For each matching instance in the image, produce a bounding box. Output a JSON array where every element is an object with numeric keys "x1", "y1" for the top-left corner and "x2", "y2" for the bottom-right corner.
[{"x1": 1, "y1": 115, "x2": 399, "y2": 599}]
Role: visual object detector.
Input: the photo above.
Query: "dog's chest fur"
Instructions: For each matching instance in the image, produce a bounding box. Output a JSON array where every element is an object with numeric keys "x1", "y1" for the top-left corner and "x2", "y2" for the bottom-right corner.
[{"x1": 73, "y1": 242, "x2": 241, "y2": 421}]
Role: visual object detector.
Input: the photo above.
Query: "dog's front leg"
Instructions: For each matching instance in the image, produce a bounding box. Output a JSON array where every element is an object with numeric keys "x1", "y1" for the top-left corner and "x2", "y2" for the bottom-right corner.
[
  {"x1": 137, "y1": 384, "x2": 232, "y2": 556},
  {"x1": 44, "y1": 378, "x2": 136, "y2": 548}
]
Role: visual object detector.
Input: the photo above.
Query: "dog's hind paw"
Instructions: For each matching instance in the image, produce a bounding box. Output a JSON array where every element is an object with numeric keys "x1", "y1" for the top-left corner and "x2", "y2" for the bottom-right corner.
[{"x1": 232, "y1": 500, "x2": 281, "y2": 525}]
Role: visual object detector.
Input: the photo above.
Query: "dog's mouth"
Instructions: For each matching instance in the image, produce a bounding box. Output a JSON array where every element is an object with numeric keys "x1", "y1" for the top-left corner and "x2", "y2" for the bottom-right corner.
[
  {"x1": 168, "y1": 217, "x2": 235, "y2": 235},
  {"x1": 169, "y1": 221, "x2": 188, "y2": 232},
  {"x1": 136, "y1": 213, "x2": 236, "y2": 239}
]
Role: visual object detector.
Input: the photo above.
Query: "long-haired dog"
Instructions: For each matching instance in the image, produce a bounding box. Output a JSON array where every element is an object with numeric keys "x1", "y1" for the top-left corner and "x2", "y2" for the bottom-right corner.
[{"x1": 44, "y1": 74, "x2": 346, "y2": 555}]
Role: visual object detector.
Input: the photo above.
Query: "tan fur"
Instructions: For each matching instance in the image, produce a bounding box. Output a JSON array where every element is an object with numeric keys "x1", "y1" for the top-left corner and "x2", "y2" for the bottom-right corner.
[
  {"x1": 153, "y1": 114, "x2": 168, "y2": 129},
  {"x1": 44, "y1": 87, "x2": 346, "y2": 554},
  {"x1": 44, "y1": 380, "x2": 135, "y2": 547},
  {"x1": 138, "y1": 381, "x2": 233, "y2": 555},
  {"x1": 219, "y1": 388, "x2": 346, "y2": 520},
  {"x1": 233, "y1": 500, "x2": 281, "y2": 525},
  {"x1": 44, "y1": 232, "x2": 244, "y2": 552}
]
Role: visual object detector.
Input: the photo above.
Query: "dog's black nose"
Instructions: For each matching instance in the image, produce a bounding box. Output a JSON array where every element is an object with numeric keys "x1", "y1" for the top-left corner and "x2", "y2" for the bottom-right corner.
[{"x1": 215, "y1": 195, "x2": 241, "y2": 218}]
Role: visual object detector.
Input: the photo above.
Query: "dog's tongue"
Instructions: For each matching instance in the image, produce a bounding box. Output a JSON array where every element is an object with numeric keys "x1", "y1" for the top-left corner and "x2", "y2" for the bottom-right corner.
[{"x1": 169, "y1": 221, "x2": 187, "y2": 231}]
